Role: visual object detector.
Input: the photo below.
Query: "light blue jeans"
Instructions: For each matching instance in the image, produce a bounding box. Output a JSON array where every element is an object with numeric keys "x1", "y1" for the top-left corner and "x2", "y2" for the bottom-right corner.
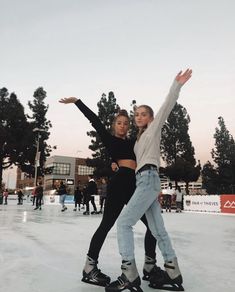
[
  {"x1": 59, "y1": 194, "x2": 67, "y2": 207},
  {"x1": 117, "y1": 169, "x2": 176, "y2": 262}
]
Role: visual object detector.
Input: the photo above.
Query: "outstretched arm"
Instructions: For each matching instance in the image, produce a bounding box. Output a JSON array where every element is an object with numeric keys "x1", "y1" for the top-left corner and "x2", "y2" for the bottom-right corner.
[
  {"x1": 59, "y1": 96, "x2": 112, "y2": 147},
  {"x1": 59, "y1": 97, "x2": 78, "y2": 104}
]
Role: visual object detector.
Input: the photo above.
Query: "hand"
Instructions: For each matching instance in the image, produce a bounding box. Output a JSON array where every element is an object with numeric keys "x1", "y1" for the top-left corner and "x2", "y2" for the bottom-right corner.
[
  {"x1": 59, "y1": 97, "x2": 78, "y2": 104},
  {"x1": 175, "y1": 69, "x2": 192, "y2": 85}
]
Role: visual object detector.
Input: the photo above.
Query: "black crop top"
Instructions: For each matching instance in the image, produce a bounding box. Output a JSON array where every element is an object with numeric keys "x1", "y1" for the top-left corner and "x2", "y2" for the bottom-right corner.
[{"x1": 75, "y1": 99, "x2": 136, "y2": 162}]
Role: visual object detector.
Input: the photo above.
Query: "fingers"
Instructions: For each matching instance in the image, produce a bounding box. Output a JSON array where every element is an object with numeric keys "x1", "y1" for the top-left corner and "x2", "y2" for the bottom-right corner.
[
  {"x1": 176, "y1": 68, "x2": 192, "y2": 81},
  {"x1": 58, "y1": 97, "x2": 77, "y2": 104},
  {"x1": 59, "y1": 98, "x2": 70, "y2": 103},
  {"x1": 176, "y1": 70, "x2": 182, "y2": 78},
  {"x1": 183, "y1": 68, "x2": 192, "y2": 80},
  {"x1": 178, "y1": 68, "x2": 192, "y2": 77}
]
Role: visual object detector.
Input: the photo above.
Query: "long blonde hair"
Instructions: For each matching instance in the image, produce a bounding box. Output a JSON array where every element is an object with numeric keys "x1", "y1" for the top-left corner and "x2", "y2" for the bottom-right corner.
[{"x1": 135, "y1": 105, "x2": 154, "y2": 140}]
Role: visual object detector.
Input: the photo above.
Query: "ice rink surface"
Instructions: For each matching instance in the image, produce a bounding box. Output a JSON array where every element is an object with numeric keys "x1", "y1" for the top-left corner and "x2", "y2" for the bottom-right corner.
[{"x1": 0, "y1": 202, "x2": 235, "y2": 292}]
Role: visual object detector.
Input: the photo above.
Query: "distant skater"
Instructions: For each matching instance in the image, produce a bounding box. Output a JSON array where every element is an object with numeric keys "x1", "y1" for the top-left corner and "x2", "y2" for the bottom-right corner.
[
  {"x1": 74, "y1": 185, "x2": 83, "y2": 211},
  {"x1": 58, "y1": 181, "x2": 67, "y2": 212}
]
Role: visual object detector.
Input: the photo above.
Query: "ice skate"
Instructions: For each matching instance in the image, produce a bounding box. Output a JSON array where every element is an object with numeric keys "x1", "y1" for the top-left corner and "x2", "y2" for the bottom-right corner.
[
  {"x1": 91, "y1": 210, "x2": 98, "y2": 214},
  {"x1": 83, "y1": 211, "x2": 90, "y2": 215},
  {"x1": 105, "y1": 260, "x2": 143, "y2": 292},
  {"x1": 142, "y1": 256, "x2": 165, "y2": 281},
  {"x1": 149, "y1": 258, "x2": 184, "y2": 291},
  {"x1": 61, "y1": 206, "x2": 67, "y2": 212},
  {"x1": 81, "y1": 256, "x2": 110, "y2": 287}
]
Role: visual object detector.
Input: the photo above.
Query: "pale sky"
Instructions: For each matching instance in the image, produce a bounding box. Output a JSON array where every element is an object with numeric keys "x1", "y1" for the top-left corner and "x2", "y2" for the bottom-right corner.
[{"x1": 1, "y1": 0, "x2": 235, "y2": 188}]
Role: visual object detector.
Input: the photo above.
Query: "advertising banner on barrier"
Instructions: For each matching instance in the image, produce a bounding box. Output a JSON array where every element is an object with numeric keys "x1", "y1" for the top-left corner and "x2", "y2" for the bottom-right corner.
[
  {"x1": 220, "y1": 195, "x2": 235, "y2": 214},
  {"x1": 184, "y1": 195, "x2": 220, "y2": 212}
]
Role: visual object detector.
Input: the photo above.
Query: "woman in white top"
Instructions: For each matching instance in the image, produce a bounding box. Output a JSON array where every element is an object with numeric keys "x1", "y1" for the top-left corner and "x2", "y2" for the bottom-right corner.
[{"x1": 106, "y1": 69, "x2": 192, "y2": 292}]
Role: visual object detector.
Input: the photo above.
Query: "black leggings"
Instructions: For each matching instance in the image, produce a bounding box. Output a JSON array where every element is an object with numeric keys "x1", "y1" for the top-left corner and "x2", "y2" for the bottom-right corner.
[{"x1": 87, "y1": 167, "x2": 157, "y2": 260}]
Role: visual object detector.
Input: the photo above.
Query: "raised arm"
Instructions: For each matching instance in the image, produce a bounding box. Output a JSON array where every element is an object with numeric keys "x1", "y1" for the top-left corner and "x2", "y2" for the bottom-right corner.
[
  {"x1": 59, "y1": 97, "x2": 112, "y2": 144},
  {"x1": 150, "y1": 69, "x2": 192, "y2": 132}
]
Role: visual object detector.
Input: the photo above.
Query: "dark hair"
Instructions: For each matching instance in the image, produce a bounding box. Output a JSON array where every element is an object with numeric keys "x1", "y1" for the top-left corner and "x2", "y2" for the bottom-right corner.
[
  {"x1": 112, "y1": 109, "x2": 130, "y2": 134},
  {"x1": 135, "y1": 105, "x2": 154, "y2": 140}
]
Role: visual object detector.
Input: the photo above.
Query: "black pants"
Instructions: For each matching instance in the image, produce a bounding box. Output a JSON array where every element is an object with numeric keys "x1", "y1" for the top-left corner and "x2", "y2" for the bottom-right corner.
[
  {"x1": 36, "y1": 195, "x2": 43, "y2": 208},
  {"x1": 88, "y1": 167, "x2": 157, "y2": 260},
  {"x1": 100, "y1": 196, "x2": 106, "y2": 210},
  {"x1": 165, "y1": 195, "x2": 172, "y2": 210},
  {"x1": 86, "y1": 195, "x2": 97, "y2": 212}
]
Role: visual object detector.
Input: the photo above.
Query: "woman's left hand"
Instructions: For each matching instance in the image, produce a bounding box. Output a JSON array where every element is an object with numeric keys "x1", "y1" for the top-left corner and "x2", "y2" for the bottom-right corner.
[{"x1": 175, "y1": 69, "x2": 192, "y2": 85}]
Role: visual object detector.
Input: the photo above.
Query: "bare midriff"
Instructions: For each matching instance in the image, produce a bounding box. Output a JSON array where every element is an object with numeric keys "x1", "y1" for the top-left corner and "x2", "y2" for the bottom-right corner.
[{"x1": 117, "y1": 159, "x2": 137, "y2": 170}]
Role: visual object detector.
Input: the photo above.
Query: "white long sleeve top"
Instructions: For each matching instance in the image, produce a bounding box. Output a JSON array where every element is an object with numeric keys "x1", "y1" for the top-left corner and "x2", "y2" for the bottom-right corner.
[{"x1": 134, "y1": 80, "x2": 182, "y2": 173}]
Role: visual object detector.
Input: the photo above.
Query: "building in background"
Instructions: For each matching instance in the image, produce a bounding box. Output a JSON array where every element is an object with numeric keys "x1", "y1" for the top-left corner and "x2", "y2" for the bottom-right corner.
[
  {"x1": 16, "y1": 155, "x2": 203, "y2": 195},
  {"x1": 16, "y1": 155, "x2": 94, "y2": 194},
  {"x1": 44, "y1": 155, "x2": 94, "y2": 194}
]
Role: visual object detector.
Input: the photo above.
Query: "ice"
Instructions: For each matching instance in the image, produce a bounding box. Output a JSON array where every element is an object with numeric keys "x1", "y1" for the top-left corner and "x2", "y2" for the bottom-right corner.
[{"x1": 0, "y1": 202, "x2": 235, "y2": 292}]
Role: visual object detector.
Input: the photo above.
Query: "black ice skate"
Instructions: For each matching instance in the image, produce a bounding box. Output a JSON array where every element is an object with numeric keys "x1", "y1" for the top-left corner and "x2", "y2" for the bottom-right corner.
[
  {"x1": 142, "y1": 265, "x2": 165, "y2": 281},
  {"x1": 83, "y1": 211, "x2": 90, "y2": 215},
  {"x1": 105, "y1": 260, "x2": 143, "y2": 292},
  {"x1": 149, "y1": 258, "x2": 184, "y2": 291},
  {"x1": 91, "y1": 210, "x2": 98, "y2": 214},
  {"x1": 105, "y1": 274, "x2": 143, "y2": 292},
  {"x1": 82, "y1": 256, "x2": 110, "y2": 287},
  {"x1": 142, "y1": 256, "x2": 165, "y2": 281}
]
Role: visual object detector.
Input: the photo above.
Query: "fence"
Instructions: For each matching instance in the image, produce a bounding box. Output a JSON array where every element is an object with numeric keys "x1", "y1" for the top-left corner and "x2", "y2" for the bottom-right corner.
[{"x1": 183, "y1": 194, "x2": 235, "y2": 214}]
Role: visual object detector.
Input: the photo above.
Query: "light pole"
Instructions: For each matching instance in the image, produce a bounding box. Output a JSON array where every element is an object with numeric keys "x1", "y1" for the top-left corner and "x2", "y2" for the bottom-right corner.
[{"x1": 33, "y1": 128, "x2": 45, "y2": 187}]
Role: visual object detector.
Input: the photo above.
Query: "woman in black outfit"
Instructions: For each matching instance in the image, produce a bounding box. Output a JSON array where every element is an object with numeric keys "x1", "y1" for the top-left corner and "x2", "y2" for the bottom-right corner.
[{"x1": 59, "y1": 97, "x2": 163, "y2": 287}]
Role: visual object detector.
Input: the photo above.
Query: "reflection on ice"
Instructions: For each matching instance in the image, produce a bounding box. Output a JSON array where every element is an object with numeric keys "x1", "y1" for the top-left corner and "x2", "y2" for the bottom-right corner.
[{"x1": 22, "y1": 211, "x2": 27, "y2": 223}]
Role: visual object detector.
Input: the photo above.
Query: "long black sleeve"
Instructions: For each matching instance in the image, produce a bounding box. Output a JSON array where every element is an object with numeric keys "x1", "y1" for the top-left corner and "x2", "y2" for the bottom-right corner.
[{"x1": 74, "y1": 99, "x2": 112, "y2": 146}]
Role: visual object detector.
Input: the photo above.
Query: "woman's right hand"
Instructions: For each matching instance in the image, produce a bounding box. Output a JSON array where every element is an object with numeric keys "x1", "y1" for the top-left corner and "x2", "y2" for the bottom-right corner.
[{"x1": 59, "y1": 97, "x2": 78, "y2": 104}]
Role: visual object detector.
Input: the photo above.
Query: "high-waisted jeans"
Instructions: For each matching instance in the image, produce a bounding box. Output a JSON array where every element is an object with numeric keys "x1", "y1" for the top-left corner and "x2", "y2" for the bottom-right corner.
[{"x1": 117, "y1": 169, "x2": 176, "y2": 262}]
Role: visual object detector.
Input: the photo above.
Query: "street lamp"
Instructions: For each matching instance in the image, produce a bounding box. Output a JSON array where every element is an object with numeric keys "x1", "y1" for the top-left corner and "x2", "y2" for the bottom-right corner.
[{"x1": 33, "y1": 128, "x2": 45, "y2": 187}]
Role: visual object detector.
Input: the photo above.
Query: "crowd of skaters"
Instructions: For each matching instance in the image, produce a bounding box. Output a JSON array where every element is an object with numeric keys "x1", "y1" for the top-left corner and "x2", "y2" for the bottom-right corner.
[
  {"x1": 28, "y1": 175, "x2": 108, "y2": 214},
  {"x1": 1, "y1": 178, "x2": 185, "y2": 214}
]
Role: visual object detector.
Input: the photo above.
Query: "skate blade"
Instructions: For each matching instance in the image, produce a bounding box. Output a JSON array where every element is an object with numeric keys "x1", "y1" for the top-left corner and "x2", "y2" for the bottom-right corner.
[
  {"x1": 149, "y1": 283, "x2": 184, "y2": 291},
  {"x1": 81, "y1": 277, "x2": 109, "y2": 287},
  {"x1": 105, "y1": 285, "x2": 143, "y2": 292}
]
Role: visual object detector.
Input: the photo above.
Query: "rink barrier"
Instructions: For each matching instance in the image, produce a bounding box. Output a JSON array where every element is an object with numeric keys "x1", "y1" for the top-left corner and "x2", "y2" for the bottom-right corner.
[
  {"x1": 220, "y1": 194, "x2": 235, "y2": 214},
  {"x1": 184, "y1": 195, "x2": 235, "y2": 214}
]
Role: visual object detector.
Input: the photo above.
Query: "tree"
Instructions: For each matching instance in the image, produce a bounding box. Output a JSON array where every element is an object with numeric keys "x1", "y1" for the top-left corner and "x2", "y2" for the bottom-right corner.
[
  {"x1": 201, "y1": 161, "x2": 219, "y2": 194},
  {"x1": 86, "y1": 92, "x2": 120, "y2": 177},
  {"x1": 0, "y1": 88, "x2": 33, "y2": 192},
  {"x1": 211, "y1": 117, "x2": 235, "y2": 193},
  {"x1": 24, "y1": 87, "x2": 53, "y2": 177},
  {"x1": 160, "y1": 102, "x2": 200, "y2": 191},
  {"x1": 129, "y1": 100, "x2": 138, "y2": 139}
]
